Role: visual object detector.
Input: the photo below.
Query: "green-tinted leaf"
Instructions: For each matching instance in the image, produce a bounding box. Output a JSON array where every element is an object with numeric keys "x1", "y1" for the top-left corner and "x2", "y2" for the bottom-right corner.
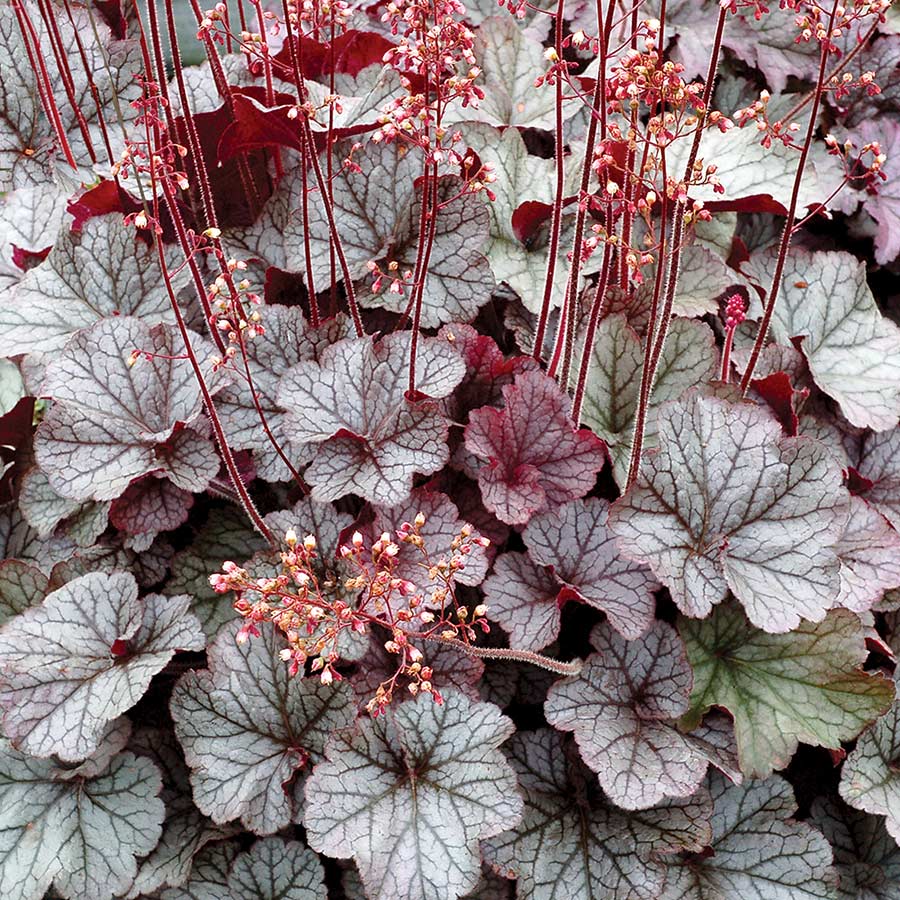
[
  {"x1": 0, "y1": 571, "x2": 204, "y2": 761},
  {"x1": 682, "y1": 602, "x2": 895, "y2": 777},
  {"x1": 229, "y1": 837, "x2": 325, "y2": 900},
  {"x1": 304, "y1": 688, "x2": 522, "y2": 900},
  {"x1": 170, "y1": 621, "x2": 356, "y2": 835}
]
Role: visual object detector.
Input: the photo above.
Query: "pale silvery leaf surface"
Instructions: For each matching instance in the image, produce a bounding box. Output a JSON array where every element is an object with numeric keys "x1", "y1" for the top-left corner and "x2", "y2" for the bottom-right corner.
[
  {"x1": 839, "y1": 680, "x2": 900, "y2": 846},
  {"x1": 682, "y1": 601, "x2": 895, "y2": 777},
  {"x1": 304, "y1": 688, "x2": 522, "y2": 900},
  {"x1": 523, "y1": 497, "x2": 658, "y2": 640},
  {"x1": 170, "y1": 621, "x2": 356, "y2": 835},
  {"x1": 0, "y1": 737, "x2": 164, "y2": 900},
  {"x1": 465, "y1": 371, "x2": 606, "y2": 526},
  {"x1": 217, "y1": 306, "x2": 351, "y2": 482},
  {"x1": 744, "y1": 248, "x2": 900, "y2": 430},
  {"x1": 0, "y1": 502, "x2": 76, "y2": 571},
  {"x1": 483, "y1": 728, "x2": 713, "y2": 900},
  {"x1": 125, "y1": 726, "x2": 238, "y2": 898},
  {"x1": 544, "y1": 621, "x2": 729, "y2": 809},
  {"x1": 0, "y1": 185, "x2": 66, "y2": 292},
  {"x1": 844, "y1": 425, "x2": 900, "y2": 532},
  {"x1": 581, "y1": 316, "x2": 718, "y2": 485},
  {"x1": 833, "y1": 496, "x2": 900, "y2": 613},
  {"x1": 167, "y1": 506, "x2": 268, "y2": 640},
  {"x1": 369, "y1": 488, "x2": 490, "y2": 589},
  {"x1": 811, "y1": 798, "x2": 900, "y2": 900},
  {"x1": 228, "y1": 837, "x2": 326, "y2": 900},
  {"x1": 608, "y1": 392, "x2": 849, "y2": 632},
  {"x1": 0, "y1": 2, "x2": 141, "y2": 190},
  {"x1": 0, "y1": 360, "x2": 24, "y2": 417},
  {"x1": 300, "y1": 142, "x2": 493, "y2": 327},
  {"x1": 19, "y1": 466, "x2": 110, "y2": 547},
  {"x1": 482, "y1": 551, "x2": 566, "y2": 652},
  {"x1": 0, "y1": 215, "x2": 183, "y2": 357},
  {"x1": 661, "y1": 772, "x2": 838, "y2": 899},
  {"x1": 447, "y1": 17, "x2": 562, "y2": 129},
  {"x1": 278, "y1": 332, "x2": 464, "y2": 504},
  {"x1": 0, "y1": 570, "x2": 204, "y2": 761},
  {"x1": 35, "y1": 318, "x2": 222, "y2": 503},
  {"x1": 156, "y1": 841, "x2": 239, "y2": 900}
]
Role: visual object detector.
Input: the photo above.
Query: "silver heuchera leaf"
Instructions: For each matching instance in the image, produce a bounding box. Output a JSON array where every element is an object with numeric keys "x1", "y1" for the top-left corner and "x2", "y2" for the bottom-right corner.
[
  {"x1": 580, "y1": 315, "x2": 719, "y2": 484},
  {"x1": 608, "y1": 392, "x2": 849, "y2": 632},
  {"x1": 524, "y1": 497, "x2": 658, "y2": 640},
  {"x1": 0, "y1": 215, "x2": 183, "y2": 357},
  {"x1": 0, "y1": 737, "x2": 164, "y2": 900},
  {"x1": 810, "y1": 798, "x2": 900, "y2": 900},
  {"x1": 682, "y1": 602, "x2": 895, "y2": 778},
  {"x1": 0, "y1": 570, "x2": 205, "y2": 761},
  {"x1": 35, "y1": 318, "x2": 222, "y2": 503},
  {"x1": 661, "y1": 772, "x2": 838, "y2": 899},
  {"x1": 157, "y1": 840, "x2": 239, "y2": 900},
  {"x1": 19, "y1": 466, "x2": 110, "y2": 547},
  {"x1": 0, "y1": 186, "x2": 67, "y2": 292},
  {"x1": 170, "y1": 621, "x2": 356, "y2": 835},
  {"x1": 0, "y1": 501, "x2": 76, "y2": 571},
  {"x1": 544, "y1": 621, "x2": 731, "y2": 809},
  {"x1": 125, "y1": 726, "x2": 238, "y2": 898},
  {"x1": 217, "y1": 306, "x2": 351, "y2": 482},
  {"x1": 745, "y1": 248, "x2": 900, "y2": 431},
  {"x1": 846, "y1": 425, "x2": 900, "y2": 532},
  {"x1": 229, "y1": 837, "x2": 326, "y2": 900},
  {"x1": 483, "y1": 728, "x2": 713, "y2": 900},
  {"x1": 0, "y1": 558, "x2": 49, "y2": 625},
  {"x1": 839, "y1": 679, "x2": 900, "y2": 846},
  {"x1": 278, "y1": 333, "x2": 464, "y2": 504},
  {"x1": 304, "y1": 688, "x2": 523, "y2": 900}
]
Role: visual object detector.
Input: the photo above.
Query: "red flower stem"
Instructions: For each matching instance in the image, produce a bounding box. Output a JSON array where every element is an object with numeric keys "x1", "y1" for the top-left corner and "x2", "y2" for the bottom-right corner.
[
  {"x1": 36, "y1": 0, "x2": 96, "y2": 163},
  {"x1": 531, "y1": 0, "x2": 567, "y2": 362},
  {"x1": 279, "y1": 1, "x2": 320, "y2": 325},
  {"x1": 300, "y1": 115, "x2": 365, "y2": 335},
  {"x1": 12, "y1": 0, "x2": 78, "y2": 171},
  {"x1": 739, "y1": 0, "x2": 840, "y2": 394},
  {"x1": 625, "y1": 6, "x2": 726, "y2": 490},
  {"x1": 551, "y1": 0, "x2": 616, "y2": 386},
  {"x1": 408, "y1": 162, "x2": 440, "y2": 393},
  {"x1": 60, "y1": 0, "x2": 115, "y2": 165},
  {"x1": 327, "y1": 18, "x2": 339, "y2": 312},
  {"x1": 721, "y1": 327, "x2": 736, "y2": 384},
  {"x1": 250, "y1": 0, "x2": 283, "y2": 180},
  {"x1": 571, "y1": 239, "x2": 614, "y2": 423}
]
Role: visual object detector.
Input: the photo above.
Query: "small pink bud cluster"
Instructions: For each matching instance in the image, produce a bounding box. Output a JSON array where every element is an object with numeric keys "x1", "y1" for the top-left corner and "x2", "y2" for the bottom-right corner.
[
  {"x1": 724, "y1": 292, "x2": 747, "y2": 330},
  {"x1": 209, "y1": 514, "x2": 491, "y2": 716}
]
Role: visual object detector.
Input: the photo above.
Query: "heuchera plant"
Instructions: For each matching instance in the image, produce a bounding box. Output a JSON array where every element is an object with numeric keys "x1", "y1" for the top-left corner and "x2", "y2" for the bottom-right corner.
[{"x1": 3, "y1": 0, "x2": 900, "y2": 897}]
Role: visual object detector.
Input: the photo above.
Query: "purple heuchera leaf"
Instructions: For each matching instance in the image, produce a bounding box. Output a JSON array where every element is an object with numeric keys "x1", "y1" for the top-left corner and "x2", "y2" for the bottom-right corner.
[
  {"x1": 465, "y1": 371, "x2": 606, "y2": 526},
  {"x1": 544, "y1": 621, "x2": 736, "y2": 810},
  {"x1": 609, "y1": 392, "x2": 848, "y2": 633},
  {"x1": 304, "y1": 689, "x2": 523, "y2": 900},
  {"x1": 277, "y1": 332, "x2": 465, "y2": 504},
  {"x1": 0, "y1": 570, "x2": 204, "y2": 761},
  {"x1": 35, "y1": 317, "x2": 223, "y2": 503},
  {"x1": 170, "y1": 620, "x2": 356, "y2": 835},
  {"x1": 0, "y1": 737, "x2": 164, "y2": 900},
  {"x1": 109, "y1": 477, "x2": 195, "y2": 540},
  {"x1": 483, "y1": 728, "x2": 713, "y2": 900}
]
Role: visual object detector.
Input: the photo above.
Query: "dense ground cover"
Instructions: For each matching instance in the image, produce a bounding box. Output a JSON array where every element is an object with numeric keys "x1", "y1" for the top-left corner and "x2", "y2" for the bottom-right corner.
[{"x1": 1, "y1": 0, "x2": 900, "y2": 897}]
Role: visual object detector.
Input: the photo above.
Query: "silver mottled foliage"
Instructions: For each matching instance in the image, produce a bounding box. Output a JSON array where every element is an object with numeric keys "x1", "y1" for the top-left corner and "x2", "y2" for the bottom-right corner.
[
  {"x1": 682, "y1": 602, "x2": 895, "y2": 777},
  {"x1": 483, "y1": 728, "x2": 713, "y2": 900},
  {"x1": 35, "y1": 318, "x2": 222, "y2": 503},
  {"x1": 661, "y1": 773, "x2": 837, "y2": 899},
  {"x1": 0, "y1": 737, "x2": 164, "y2": 900},
  {"x1": 840, "y1": 678, "x2": 900, "y2": 846},
  {"x1": 170, "y1": 621, "x2": 356, "y2": 835},
  {"x1": 304, "y1": 688, "x2": 522, "y2": 900},
  {"x1": 0, "y1": 215, "x2": 182, "y2": 357},
  {"x1": 545, "y1": 621, "x2": 730, "y2": 809},
  {"x1": 746, "y1": 248, "x2": 900, "y2": 431},
  {"x1": 0, "y1": 571, "x2": 204, "y2": 761},
  {"x1": 278, "y1": 333, "x2": 464, "y2": 504},
  {"x1": 524, "y1": 496, "x2": 658, "y2": 640},
  {"x1": 609, "y1": 392, "x2": 849, "y2": 632},
  {"x1": 229, "y1": 837, "x2": 325, "y2": 900}
]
